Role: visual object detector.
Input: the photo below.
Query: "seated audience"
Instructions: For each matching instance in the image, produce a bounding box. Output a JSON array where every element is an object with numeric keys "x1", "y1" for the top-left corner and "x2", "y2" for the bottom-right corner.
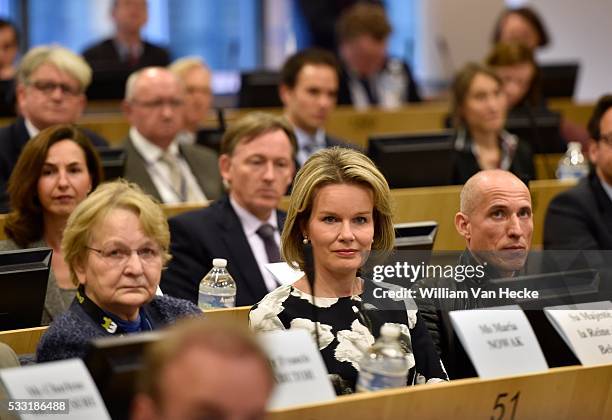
[
  {"x1": 414, "y1": 169, "x2": 533, "y2": 378},
  {"x1": 450, "y1": 62, "x2": 535, "y2": 184},
  {"x1": 335, "y1": 2, "x2": 421, "y2": 109},
  {"x1": 131, "y1": 318, "x2": 274, "y2": 420},
  {"x1": 280, "y1": 48, "x2": 354, "y2": 166},
  {"x1": 122, "y1": 67, "x2": 222, "y2": 203},
  {"x1": 492, "y1": 6, "x2": 550, "y2": 52},
  {"x1": 250, "y1": 147, "x2": 447, "y2": 392},
  {"x1": 162, "y1": 112, "x2": 296, "y2": 306},
  {"x1": 0, "y1": 125, "x2": 102, "y2": 325},
  {"x1": 0, "y1": 45, "x2": 108, "y2": 211},
  {"x1": 168, "y1": 56, "x2": 215, "y2": 147},
  {"x1": 83, "y1": 0, "x2": 170, "y2": 99},
  {"x1": 486, "y1": 42, "x2": 588, "y2": 149},
  {"x1": 36, "y1": 180, "x2": 201, "y2": 362},
  {"x1": 0, "y1": 18, "x2": 19, "y2": 116},
  {"x1": 544, "y1": 95, "x2": 612, "y2": 250}
]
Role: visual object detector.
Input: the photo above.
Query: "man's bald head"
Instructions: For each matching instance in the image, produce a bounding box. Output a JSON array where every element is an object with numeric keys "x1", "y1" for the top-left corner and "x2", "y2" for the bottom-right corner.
[{"x1": 460, "y1": 169, "x2": 529, "y2": 216}]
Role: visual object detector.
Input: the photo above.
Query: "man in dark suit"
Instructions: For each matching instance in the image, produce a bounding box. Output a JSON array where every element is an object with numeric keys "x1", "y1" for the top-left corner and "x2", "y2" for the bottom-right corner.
[
  {"x1": 82, "y1": 0, "x2": 170, "y2": 99},
  {"x1": 544, "y1": 95, "x2": 612, "y2": 250},
  {"x1": 335, "y1": 3, "x2": 421, "y2": 109},
  {"x1": 161, "y1": 112, "x2": 297, "y2": 306},
  {"x1": 122, "y1": 67, "x2": 222, "y2": 203},
  {"x1": 279, "y1": 48, "x2": 354, "y2": 167},
  {"x1": 0, "y1": 45, "x2": 108, "y2": 212}
]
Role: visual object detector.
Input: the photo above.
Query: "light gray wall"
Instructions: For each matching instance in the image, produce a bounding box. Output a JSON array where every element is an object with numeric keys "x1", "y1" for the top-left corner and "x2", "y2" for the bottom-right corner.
[{"x1": 414, "y1": 0, "x2": 611, "y2": 101}]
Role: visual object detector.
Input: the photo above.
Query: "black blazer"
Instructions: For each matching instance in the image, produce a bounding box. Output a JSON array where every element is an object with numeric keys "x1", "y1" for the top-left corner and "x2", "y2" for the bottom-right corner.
[
  {"x1": 161, "y1": 195, "x2": 287, "y2": 306},
  {"x1": 83, "y1": 38, "x2": 170, "y2": 72},
  {"x1": 544, "y1": 172, "x2": 612, "y2": 250},
  {"x1": 0, "y1": 118, "x2": 109, "y2": 212},
  {"x1": 451, "y1": 130, "x2": 536, "y2": 185},
  {"x1": 83, "y1": 38, "x2": 170, "y2": 99},
  {"x1": 337, "y1": 58, "x2": 422, "y2": 106}
]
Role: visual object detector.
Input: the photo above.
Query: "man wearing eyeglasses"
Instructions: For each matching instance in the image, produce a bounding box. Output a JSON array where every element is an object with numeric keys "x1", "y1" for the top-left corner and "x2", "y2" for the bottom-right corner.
[
  {"x1": 122, "y1": 66, "x2": 222, "y2": 203},
  {"x1": 544, "y1": 95, "x2": 612, "y2": 250},
  {"x1": 0, "y1": 45, "x2": 108, "y2": 212}
]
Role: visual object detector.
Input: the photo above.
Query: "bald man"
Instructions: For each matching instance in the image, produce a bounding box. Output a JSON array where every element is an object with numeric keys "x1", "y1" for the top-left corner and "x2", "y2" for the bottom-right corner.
[
  {"x1": 413, "y1": 169, "x2": 533, "y2": 378},
  {"x1": 122, "y1": 66, "x2": 223, "y2": 203}
]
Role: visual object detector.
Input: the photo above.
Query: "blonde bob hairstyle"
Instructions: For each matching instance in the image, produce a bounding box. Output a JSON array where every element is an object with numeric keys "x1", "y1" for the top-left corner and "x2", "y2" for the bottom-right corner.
[
  {"x1": 281, "y1": 147, "x2": 394, "y2": 271},
  {"x1": 61, "y1": 180, "x2": 171, "y2": 286}
]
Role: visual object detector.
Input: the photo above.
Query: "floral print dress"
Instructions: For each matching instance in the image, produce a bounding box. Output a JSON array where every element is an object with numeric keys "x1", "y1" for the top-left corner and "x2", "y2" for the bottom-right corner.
[{"x1": 250, "y1": 284, "x2": 448, "y2": 391}]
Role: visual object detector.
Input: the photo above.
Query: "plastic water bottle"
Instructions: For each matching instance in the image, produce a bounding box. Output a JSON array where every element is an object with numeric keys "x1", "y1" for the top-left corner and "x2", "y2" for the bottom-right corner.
[
  {"x1": 380, "y1": 59, "x2": 406, "y2": 109},
  {"x1": 556, "y1": 142, "x2": 589, "y2": 180},
  {"x1": 198, "y1": 258, "x2": 236, "y2": 309},
  {"x1": 356, "y1": 324, "x2": 411, "y2": 392}
]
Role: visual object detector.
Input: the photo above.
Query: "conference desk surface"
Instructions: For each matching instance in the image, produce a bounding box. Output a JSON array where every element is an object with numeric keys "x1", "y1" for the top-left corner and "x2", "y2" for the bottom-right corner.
[
  {"x1": 0, "y1": 98, "x2": 590, "y2": 149},
  {"x1": 268, "y1": 363, "x2": 612, "y2": 420},
  {"x1": 0, "y1": 180, "x2": 576, "y2": 250}
]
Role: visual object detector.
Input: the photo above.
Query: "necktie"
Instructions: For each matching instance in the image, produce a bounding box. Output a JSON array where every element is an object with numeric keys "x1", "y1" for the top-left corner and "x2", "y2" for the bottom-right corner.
[
  {"x1": 256, "y1": 224, "x2": 281, "y2": 263},
  {"x1": 160, "y1": 151, "x2": 184, "y2": 200}
]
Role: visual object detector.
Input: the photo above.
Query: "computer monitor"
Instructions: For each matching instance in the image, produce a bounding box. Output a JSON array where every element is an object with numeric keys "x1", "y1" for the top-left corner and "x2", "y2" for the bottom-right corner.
[
  {"x1": 539, "y1": 62, "x2": 579, "y2": 99},
  {"x1": 85, "y1": 331, "x2": 163, "y2": 420},
  {"x1": 0, "y1": 247, "x2": 52, "y2": 331},
  {"x1": 97, "y1": 147, "x2": 126, "y2": 181},
  {"x1": 367, "y1": 130, "x2": 454, "y2": 188},
  {"x1": 506, "y1": 110, "x2": 565, "y2": 154},
  {"x1": 237, "y1": 70, "x2": 282, "y2": 108},
  {"x1": 394, "y1": 221, "x2": 438, "y2": 251}
]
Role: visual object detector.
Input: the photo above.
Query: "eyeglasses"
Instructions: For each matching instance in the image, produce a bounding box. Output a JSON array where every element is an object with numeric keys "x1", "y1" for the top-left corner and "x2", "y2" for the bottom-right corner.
[
  {"x1": 87, "y1": 244, "x2": 162, "y2": 266},
  {"x1": 131, "y1": 98, "x2": 184, "y2": 109},
  {"x1": 28, "y1": 80, "x2": 82, "y2": 96}
]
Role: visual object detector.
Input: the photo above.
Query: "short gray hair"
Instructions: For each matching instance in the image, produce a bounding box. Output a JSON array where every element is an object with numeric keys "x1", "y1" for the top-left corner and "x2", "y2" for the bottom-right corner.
[
  {"x1": 168, "y1": 56, "x2": 209, "y2": 79},
  {"x1": 17, "y1": 45, "x2": 92, "y2": 90},
  {"x1": 124, "y1": 66, "x2": 182, "y2": 101}
]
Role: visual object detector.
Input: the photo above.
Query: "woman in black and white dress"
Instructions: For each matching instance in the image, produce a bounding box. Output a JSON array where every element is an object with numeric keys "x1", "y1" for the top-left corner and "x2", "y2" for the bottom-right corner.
[{"x1": 250, "y1": 147, "x2": 447, "y2": 392}]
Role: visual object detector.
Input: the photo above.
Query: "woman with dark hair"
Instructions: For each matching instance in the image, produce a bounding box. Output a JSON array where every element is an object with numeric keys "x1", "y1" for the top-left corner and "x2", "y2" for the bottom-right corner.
[
  {"x1": 486, "y1": 42, "x2": 589, "y2": 150},
  {"x1": 0, "y1": 124, "x2": 103, "y2": 324},
  {"x1": 492, "y1": 6, "x2": 549, "y2": 51},
  {"x1": 450, "y1": 62, "x2": 535, "y2": 184}
]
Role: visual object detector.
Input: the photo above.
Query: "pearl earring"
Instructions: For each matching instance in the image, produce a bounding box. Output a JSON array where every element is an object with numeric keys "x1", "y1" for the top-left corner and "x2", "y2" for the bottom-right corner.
[{"x1": 302, "y1": 236, "x2": 309, "y2": 244}]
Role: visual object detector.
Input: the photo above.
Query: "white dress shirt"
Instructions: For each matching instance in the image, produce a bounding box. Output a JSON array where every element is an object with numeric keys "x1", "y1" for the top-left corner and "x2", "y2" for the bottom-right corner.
[
  {"x1": 229, "y1": 196, "x2": 281, "y2": 292},
  {"x1": 129, "y1": 127, "x2": 207, "y2": 204}
]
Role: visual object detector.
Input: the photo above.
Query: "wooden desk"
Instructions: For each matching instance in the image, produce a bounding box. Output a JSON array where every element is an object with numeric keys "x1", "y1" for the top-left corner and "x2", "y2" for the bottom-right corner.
[
  {"x1": 203, "y1": 306, "x2": 251, "y2": 325},
  {"x1": 0, "y1": 326, "x2": 47, "y2": 355},
  {"x1": 0, "y1": 180, "x2": 576, "y2": 247},
  {"x1": 268, "y1": 363, "x2": 612, "y2": 420}
]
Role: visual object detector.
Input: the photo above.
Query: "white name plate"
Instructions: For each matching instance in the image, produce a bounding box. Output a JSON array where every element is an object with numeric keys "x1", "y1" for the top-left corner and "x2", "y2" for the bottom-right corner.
[
  {"x1": 0, "y1": 358, "x2": 110, "y2": 420},
  {"x1": 545, "y1": 300, "x2": 612, "y2": 366},
  {"x1": 259, "y1": 329, "x2": 335, "y2": 409},
  {"x1": 450, "y1": 305, "x2": 548, "y2": 378}
]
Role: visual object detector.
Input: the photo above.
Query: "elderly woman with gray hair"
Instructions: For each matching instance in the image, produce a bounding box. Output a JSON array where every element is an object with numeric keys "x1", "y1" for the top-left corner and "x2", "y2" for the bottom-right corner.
[{"x1": 37, "y1": 180, "x2": 201, "y2": 362}]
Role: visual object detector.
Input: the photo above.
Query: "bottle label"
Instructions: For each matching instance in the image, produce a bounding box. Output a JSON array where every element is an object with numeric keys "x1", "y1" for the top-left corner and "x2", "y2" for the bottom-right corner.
[
  {"x1": 198, "y1": 293, "x2": 236, "y2": 310},
  {"x1": 356, "y1": 368, "x2": 406, "y2": 392}
]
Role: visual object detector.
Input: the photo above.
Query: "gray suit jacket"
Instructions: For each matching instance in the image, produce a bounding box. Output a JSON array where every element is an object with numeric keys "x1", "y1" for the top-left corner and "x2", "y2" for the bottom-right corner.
[
  {"x1": 0, "y1": 239, "x2": 75, "y2": 325},
  {"x1": 123, "y1": 136, "x2": 223, "y2": 202}
]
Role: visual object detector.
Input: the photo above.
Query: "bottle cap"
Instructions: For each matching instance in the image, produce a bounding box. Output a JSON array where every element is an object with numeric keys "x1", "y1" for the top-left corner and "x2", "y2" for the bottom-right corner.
[
  {"x1": 212, "y1": 258, "x2": 227, "y2": 268},
  {"x1": 380, "y1": 324, "x2": 401, "y2": 338}
]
